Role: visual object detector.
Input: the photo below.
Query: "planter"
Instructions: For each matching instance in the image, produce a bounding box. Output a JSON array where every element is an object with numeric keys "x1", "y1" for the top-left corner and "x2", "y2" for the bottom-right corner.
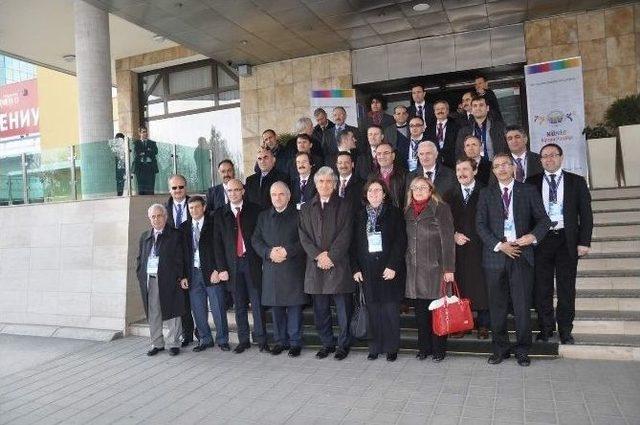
[
  {"x1": 619, "y1": 124, "x2": 640, "y2": 186},
  {"x1": 587, "y1": 137, "x2": 617, "y2": 188}
]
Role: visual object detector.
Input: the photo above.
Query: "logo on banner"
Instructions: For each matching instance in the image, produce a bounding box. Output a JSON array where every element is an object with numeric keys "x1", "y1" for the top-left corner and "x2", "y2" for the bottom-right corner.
[{"x1": 0, "y1": 79, "x2": 40, "y2": 139}]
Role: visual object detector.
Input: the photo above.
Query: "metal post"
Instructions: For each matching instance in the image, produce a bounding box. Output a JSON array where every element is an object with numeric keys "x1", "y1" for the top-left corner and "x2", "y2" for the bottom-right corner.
[
  {"x1": 172, "y1": 144, "x2": 178, "y2": 175},
  {"x1": 209, "y1": 148, "x2": 215, "y2": 188},
  {"x1": 21, "y1": 153, "x2": 28, "y2": 204},
  {"x1": 70, "y1": 145, "x2": 78, "y2": 200},
  {"x1": 124, "y1": 137, "x2": 132, "y2": 196}
]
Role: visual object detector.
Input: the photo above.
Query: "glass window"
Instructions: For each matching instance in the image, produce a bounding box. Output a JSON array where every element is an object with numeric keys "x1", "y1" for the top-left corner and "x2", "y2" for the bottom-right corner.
[
  {"x1": 217, "y1": 65, "x2": 236, "y2": 89},
  {"x1": 168, "y1": 66, "x2": 212, "y2": 94},
  {"x1": 167, "y1": 94, "x2": 215, "y2": 114},
  {"x1": 218, "y1": 90, "x2": 240, "y2": 106}
]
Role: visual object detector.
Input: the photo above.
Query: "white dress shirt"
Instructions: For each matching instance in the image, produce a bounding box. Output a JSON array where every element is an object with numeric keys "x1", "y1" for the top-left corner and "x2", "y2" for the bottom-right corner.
[{"x1": 542, "y1": 169, "x2": 564, "y2": 229}]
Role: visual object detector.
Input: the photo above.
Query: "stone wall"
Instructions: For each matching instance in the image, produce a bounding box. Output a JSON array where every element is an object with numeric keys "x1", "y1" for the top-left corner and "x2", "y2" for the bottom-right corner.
[
  {"x1": 524, "y1": 4, "x2": 640, "y2": 126},
  {"x1": 238, "y1": 51, "x2": 352, "y2": 175}
]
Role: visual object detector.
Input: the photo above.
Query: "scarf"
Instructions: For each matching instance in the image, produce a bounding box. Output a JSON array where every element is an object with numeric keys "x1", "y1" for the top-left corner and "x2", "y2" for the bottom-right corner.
[
  {"x1": 368, "y1": 111, "x2": 383, "y2": 125},
  {"x1": 410, "y1": 197, "x2": 429, "y2": 218}
]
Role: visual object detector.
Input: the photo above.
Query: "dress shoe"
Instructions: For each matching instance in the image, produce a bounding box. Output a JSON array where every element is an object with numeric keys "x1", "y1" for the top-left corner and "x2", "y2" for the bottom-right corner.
[
  {"x1": 487, "y1": 352, "x2": 510, "y2": 365},
  {"x1": 432, "y1": 353, "x2": 445, "y2": 363},
  {"x1": 146, "y1": 347, "x2": 165, "y2": 356},
  {"x1": 219, "y1": 343, "x2": 231, "y2": 352},
  {"x1": 233, "y1": 342, "x2": 251, "y2": 354},
  {"x1": 535, "y1": 330, "x2": 554, "y2": 342},
  {"x1": 193, "y1": 341, "x2": 215, "y2": 352},
  {"x1": 386, "y1": 352, "x2": 397, "y2": 362},
  {"x1": 416, "y1": 351, "x2": 430, "y2": 361},
  {"x1": 259, "y1": 343, "x2": 271, "y2": 353},
  {"x1": 477, "y1": 327, "x2": 489, "y2": 340},
  {"x1": 334, "y1": 349, "x2": 349, "y2": 361},
  {"x1": 315, "y1": 346, "x2": 335, "y2": 359},
  {"x1": 169, "y1": 347, "x2": 180, "y2": 356},
  {"x1": 560, "y1": 333, "x2": 575, "y2": 345},
  {"x1": 288, "y1": 346, "x2": 301, "y2": 357},
  {"x1": 271, "y1": 345, "x2": 289, "y2": 355},
  {"x1": 516, "y1": 355, "x2": 531, "y2": 367},
  {"x1": 181, "y1": 340, "x2": 192, "y2": 348},
  {"x1": 367, "y1": 353, "x2": 379, "y2": 360}
]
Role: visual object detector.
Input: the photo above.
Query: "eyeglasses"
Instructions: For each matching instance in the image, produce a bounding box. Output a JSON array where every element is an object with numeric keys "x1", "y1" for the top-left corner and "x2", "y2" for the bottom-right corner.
[
  {"x1": 540, "y1": 153, "x2": 561, "y2": 159},
  {"x1": 411, "y1": 185, "x2": 431, "y2": 191},
  {"x1": 171, "y1": 185, "x2": 185, "y2": 190}
]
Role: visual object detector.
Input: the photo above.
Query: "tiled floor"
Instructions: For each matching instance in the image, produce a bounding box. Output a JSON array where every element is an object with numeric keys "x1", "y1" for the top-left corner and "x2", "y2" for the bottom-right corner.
[{"x1": 1, "y1": 335, "x2": 639, "y2": 425}]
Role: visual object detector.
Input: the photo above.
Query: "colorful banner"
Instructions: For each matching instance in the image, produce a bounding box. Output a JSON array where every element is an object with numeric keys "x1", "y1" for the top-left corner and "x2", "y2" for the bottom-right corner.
[
  {"x1": 0, "y1": 79, "x2": 40, "y2": 139},
  {"x1": 525, "y1": 57, "x2": 587, "y2": 176},
  {"x1": 310, "y1": 88, "x2": 358, "y2": 128}
]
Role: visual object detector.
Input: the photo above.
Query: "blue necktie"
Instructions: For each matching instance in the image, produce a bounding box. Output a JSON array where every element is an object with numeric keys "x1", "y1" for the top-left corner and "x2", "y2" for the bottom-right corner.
[{"x1": 175, "y1": 204, "x2": 182, "y2": 227}]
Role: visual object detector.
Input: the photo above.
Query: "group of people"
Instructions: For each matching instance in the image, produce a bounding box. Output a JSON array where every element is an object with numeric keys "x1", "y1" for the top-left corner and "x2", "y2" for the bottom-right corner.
[{"x1": 136, "y1": 78, "x2": 593, "y2": 367}]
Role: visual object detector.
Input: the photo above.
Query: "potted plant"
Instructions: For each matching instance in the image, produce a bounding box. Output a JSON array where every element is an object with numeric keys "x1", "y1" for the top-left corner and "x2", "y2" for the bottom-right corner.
[
  {"x1": 583, "y1": 123, "x2": 617, "y2": 188},
  {"x1": 605, "y1": 94, "x2": 640, "y2": 186}
]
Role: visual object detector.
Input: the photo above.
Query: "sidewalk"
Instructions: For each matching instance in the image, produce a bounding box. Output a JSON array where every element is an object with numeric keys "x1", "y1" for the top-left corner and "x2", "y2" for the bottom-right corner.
[{"x1": 1, "y1": 334, "x2": 639, "y2": 425}]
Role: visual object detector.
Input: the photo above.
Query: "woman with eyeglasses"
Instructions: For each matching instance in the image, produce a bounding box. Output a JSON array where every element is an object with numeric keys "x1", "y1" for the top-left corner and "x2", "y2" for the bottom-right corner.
[
  {"x1": 405, "y1": 176, "x2": 455, "y2": 362},
  {"x1": 352, "y1": 179, "x2": 407, "y2": 361}
]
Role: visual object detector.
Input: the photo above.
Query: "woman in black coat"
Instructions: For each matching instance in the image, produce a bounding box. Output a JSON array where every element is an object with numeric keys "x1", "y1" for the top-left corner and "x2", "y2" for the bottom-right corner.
[
  {"x1": 447, "y1": 157, "x2": 490, "y2": 338},
  {"x1": 364, "y1": 94, "x2": 395, "y2": 130},
  {"x1": 352, "y1": 178, "x2": 407, "y2": 361}
]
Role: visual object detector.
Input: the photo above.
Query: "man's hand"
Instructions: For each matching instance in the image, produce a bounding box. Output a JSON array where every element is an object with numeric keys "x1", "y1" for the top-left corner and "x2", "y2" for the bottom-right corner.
[
  {"x1": 179, "y1": 278, "x2": 189, "y2": 289},
  {"x1": 270, "y1": 247, "x2": 287, "y2": 263},
  {"x1": 499, "y1": 242, "x2": 522, "y2": 259},
  {"x1": 316, "y1": 251, "x2": 334, "y2": 270},
  {"x1": 454, "y1": 232, "x2": 470, "y2": 246},
  {"x1": 382, "y1": 268, "x2": 396, "y2": 280},
  {"x1": 353, "y1": 271, "x2": 363, "y2": 283},
  {"x1": 577, "y1": 245, "x2": 590, "y2": 257},
  {"x1": 515, "y1": 234, "x2": 536, "y2": 247},
  {"x1": 209, "y1": 270, "x2": 220, "y2": 284},
  {"x1": 218, "y1": 271, "x2": 230, "y2": 281}
]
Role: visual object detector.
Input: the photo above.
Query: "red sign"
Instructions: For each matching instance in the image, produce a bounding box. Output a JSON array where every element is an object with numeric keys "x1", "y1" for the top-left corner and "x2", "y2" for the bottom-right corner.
[{"x1": 0, "y1": 79, "x2": 39, "y2": 139}]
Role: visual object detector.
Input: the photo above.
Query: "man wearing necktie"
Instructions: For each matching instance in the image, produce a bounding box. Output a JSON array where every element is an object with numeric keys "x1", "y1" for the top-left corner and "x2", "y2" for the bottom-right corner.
[
  {"x1": 505, "y1": 126, "x2": 543, "y2": 183},
  {"x1": 207, "y1": 159, "x2": 235, "y2": 213},
  {"x1": 291, "y1": 152, "x2": 317, "y2": 209},
  {"x1": 408, "y1": 83, "x2": 435, "y2": 130},
  {"x1": 426, "y1": 100, "x2": 459, "y2": 169},
  {"x1": 455, "y1": 95, "x2": 508, "y2": 162},
  {"x1": 398, "y1": 116, "x2": 427, "y2": 172},
  {"x1": 405, "y1": 141, "x2": 457, "y2": 200},
  {"x1": 132, "y1": 126, "x2": 159, "y2": 195},
  {"x1": 321, "y1": 106, "x2": 360, "y2": 162},
  {"x1": 526, "y1": 144, "x2": 593, "y2": 345}
]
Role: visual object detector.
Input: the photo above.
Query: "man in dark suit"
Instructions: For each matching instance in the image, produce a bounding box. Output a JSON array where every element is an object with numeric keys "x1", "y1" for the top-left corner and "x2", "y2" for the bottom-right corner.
[
  {"x1": 506, "y1": 125, "x2": 543, "y2": 183},
  {"x1": 313, "y1": 107, "x2": 334, "y2": 145},
  {"x1": 355, "y1": 125, "x2": 385, "y2": 181},
  {"x1": 136, "y1": 204, "x2": 188, "y2": 356},
  {"x1": 257, "y1": 129, "x2": 291, "y2": 176},
  {"x1": 475, "y1": 75, "x2": 504, "y2": 122},
  {"x1": 368, "y1": 142, "x2": 406, "y2": 210},
  {"x1": 453, "y1": 91, "x2": 474, "y2": 128},
  {"x1": 322, "y1": 106, "x2": 360, "y2": 162},
  {"x1": 455, "y1": 95, "x2": 507, "y2": 161},
  {"x1": 406, "y1": 141, "x2": 457, "y2": 199},
  {"x1": 476, "y1": 153, "x2": 551, "y2": 366},
  {"x1": 206, "y1": 159, "x2": 235, "y2": 213},
  {"x1": 245, "y1": 147, "x2": 291, "y2": 210},
  {"x1": 336, "y1": 151, "x2": 364, "y2": 210},
  {"x1": 213, "y1": 179, "x2": 269, "y2": 353},
  {"x1": 527, "y1": 143, "x2": 593, "y2": 345},
  {"x1": 132, "y1": 126, "x2": 158, "y2": 195},
  {"x1": 426, "y1": 100, "x2": 459, "y2": 169},
  {"x1": 462, "y1": 135, "x2": 492, "y2": 185},
  {"x1": 180, "y1": 196, "x2": 231, "y2": 352},
  {"x1": 383, "y1": 105, "x2": 410, "y2": 149},
  {"x1": 291, "y1": 152, "x2": 317, "y2": 209},
  {"x1": 287, "y1": 134, "x2": 323, "y2": 176},
  {"x1": 164, "y1": 174, "x2": 195, "y2": 346},
  {"x1": 407, "y1": 83, "x2": 436, "y2": 130},
  {"x1": 398, "y1": 116, "x2": 428, "y2": 173}
]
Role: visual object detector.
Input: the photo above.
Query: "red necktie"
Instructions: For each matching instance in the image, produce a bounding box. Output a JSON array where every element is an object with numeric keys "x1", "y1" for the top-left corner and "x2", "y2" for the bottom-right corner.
[{"x1": 235, "y1": 207, "x2": 245, "y2": 257}]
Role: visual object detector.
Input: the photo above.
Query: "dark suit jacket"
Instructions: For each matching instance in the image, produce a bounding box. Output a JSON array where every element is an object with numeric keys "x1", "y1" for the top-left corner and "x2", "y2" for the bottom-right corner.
[
  {"x1": 363, "y1": 113, "x2": 395, "y2": 130},
  {"x1": 213, "y1": 201, "x2": 262, "y2": 291},
  {"x1": 136, "y1": 226, "x2": 187, "y2": 320},
  {"x1": 322, "y1": 123, "x2": 359, "y2": 161},
  {"x1": 475, "y1": 181, "x2": 551, "y2": 269},
  {"x1": 455, "y1": 119, "x2": 508, "y2": 161},
  {"x1": 476, "y1": 157, "x2": 492, "y2": 185},
  {"x1": 408, "y1": 103, "x2": 436, "y2": 129},
  {"x1": 426, "y1": 119, "x2": 459, "y2": 169},
  {"x1": 368, "y1": 167, "x2": 407, "y2": 210},
  {"x1": 341, "y1": 174, "x2": 364, "y2": 210},
  {"x1": 291, "y1": 175, "x2": 318, "y2": 206},
  {"x1": 406, "y1": 164, "x2": 458, "y2": 199},
  {"x1": 132, "y1": 139, "x2": 159, "y2": 175},
  {"x1": 526, "y1": 171, "x2": 593, "y2": 258},
  {"x1": 245, "y1": 168, "x2": 291, "y2": 210},
  {"x1": 481, "y1": 89, "x2": 504, "y2": 122},
  {"x1": 525, "y1": 151, "x2": 544, "y2": 181},
  {"x1": 166, "y1": 196, "x2": 191, "y2": 229},
  {"x1": 180, "y1": 215, "x2": 216, "y2": 286},
  {"x1": 397, "y1": 134, "x2": 427, "y2": 172},
  {"x1": 206, "y1": 184, "x2": 226, "y2": 213},
  {"x1": 453, "y1": 111, "x2": 474, "y2": 128},
  {"x1": 383, "y1": 124, "x2": 409, "y2": 148},
  {"x1": 355, "y1": 148, "x2": 377, "y2": 181},
  {"x1": 313, "y1": 120, "x2": 334, "y2": 148}
]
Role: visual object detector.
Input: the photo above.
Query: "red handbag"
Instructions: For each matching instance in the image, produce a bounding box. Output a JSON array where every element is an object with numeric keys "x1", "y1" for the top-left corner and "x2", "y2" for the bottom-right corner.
[{"x1": 432, "y1": 280, "x2": 475, "y2": 337}]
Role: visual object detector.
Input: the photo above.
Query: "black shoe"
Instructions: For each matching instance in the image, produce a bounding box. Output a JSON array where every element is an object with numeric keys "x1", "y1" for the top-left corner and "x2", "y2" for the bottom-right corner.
[
  {"x1": 432, "y1": 353, "x2": 445, "y2": 363},
  {"x1": 259, "y1": 343, "x2": 271, "y2": 353},
  {"x1": 560, "y1": 333, "x2": 575, "y2": 344},
  {"x1": 416, "y1": 351, "x2": 429, "y2": 361},
  {"x1": 219, "y1": 343, "x2": 231, "y2": 352},
  {"x1": 146, "y1": 347, "x2": 164, "y2": 356},
  {"x1": 288, "y1": 346, "x2": 301, "y2": 357},
  {"x1": 488, "y1": 352, "x2": 510, "y2": 365},
  {"x1": 233, "y1": 342, "x2": 251, "y2": 354},
  {"x1": 169, "y1": 347, "x2": 180, "y2": 356},
  {"x1": 386, "y1": 352, "x2": 397, "y2": 362},
  {"x1": 535, "y1": 330, "x2": 554, "y2": 342},
  {"x1": 516, "y1": 355, "x2": 531, "y2": 367},
  {"x1": 315, "y1": 346, "x2": 335, "y2": 359},
  {"x1": 193, "y1": 341, "x2": 214, "y2": 352},
  {"x1": 271, "y1": 345, "x2": 289, "y2": 355},
  {"x1": 334, "y1": 349, "x2": 349, "y2": 361},
  {"x1": 367, "y1": 353, "x2": 379, "y2": 360},
  {"x1": 181, "y1": 340, "x2": 192, "y2": 348}
]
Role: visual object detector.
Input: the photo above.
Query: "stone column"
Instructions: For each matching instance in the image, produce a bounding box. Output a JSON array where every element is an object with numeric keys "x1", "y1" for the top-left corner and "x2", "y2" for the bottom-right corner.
[{"x1": 74, "y1": 0, "x2": 116, "y2": 198}]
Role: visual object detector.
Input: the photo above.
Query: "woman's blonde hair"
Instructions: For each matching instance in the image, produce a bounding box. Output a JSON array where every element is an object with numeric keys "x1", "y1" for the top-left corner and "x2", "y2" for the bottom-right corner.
[{"x1": 404, "y1": 175, "x2": 442, "y2": 211}]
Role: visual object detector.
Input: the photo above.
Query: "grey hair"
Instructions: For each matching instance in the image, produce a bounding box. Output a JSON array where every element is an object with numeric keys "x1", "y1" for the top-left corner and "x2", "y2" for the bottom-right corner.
[
  {"x1": 147, "y1": 203, "x2": 167, "y2": 216},
  {"x1": 417, "y1": 140, "x2": 438, "y2": 153},
  {"x1": 293, "y1": 117, "x2": 313, "y2": 134},
  {"x1": 167, "y1": 173, "x2": 187, "y2": 185},
  {"x1": 270, "y1": 180, "x2": 291, "y2": 197},
  {"x1": 313, "y1": 166, "x2": 338, "y2": 187}
]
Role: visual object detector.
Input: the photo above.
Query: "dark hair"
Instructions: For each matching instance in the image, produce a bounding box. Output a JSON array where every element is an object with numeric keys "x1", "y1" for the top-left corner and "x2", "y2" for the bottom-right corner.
[
  {"x1": 115, "y1": 132, "x2": 125, "y2": 139},
  {"x1": 296, "y1": 133, "x2": 312, "y2": 143},
  {"x1": 338, "y1": 129, "x2": 354, "y2": 139},
  {"x1": 138, "y1": 126, "x2": 147, "y2": 132},
  {"x1": 393, "y1": 105, "x2": 408, "y2": 113},
  {"x1": 471, "y1": 94, "x2": 486, "y2": 104},
  {"x1": 433, "y1": 99, "x2": 449, "y2": 108},
  {"x1": 410, "y1": 82, "x2": 425, "y2": 91},
  {"x1": 313, "y1": 107, "x2": 326, "y2": 116},
  {"x1": 540, "y1": 143, "x2": 563, "y2": 156},
  {"x1": 492, "y1": 153, "x2": 514, "y2": 166},
  {"x1": 218, "y1": 159, "x2": 234, "y2": 168},
  {"x1": 362, "y1": 178, "x2": 392, "y2": 206},
  {"x1": 463, "y1": 134, "x2": 482, "y2": 145},
  {"x1": 368, "y1": 93, "x2": 387, "y2": 111},
  {"x1": 475, "y1": 74, "x2": 487, "y2": 81},
  {"x1": 367, "y1": 124, "x2": 384, "y2": 133},
  {"x1": 262, "y1": 129, "x2": 276, "y2": 137},
  {"x1": 187, "y1": 195, "x2": 206, "y2": 207},
  {"x1": 456, "y1": 156, "x2": 478, "y2": 171},
  {"x1": 409, "y1": 115, "x2": 424, "y2": 124},
  {"x1": 295, "y1": 151, "x2": 312, "y2": 163},
  {"x1": 504, "y1": 125, "x2": 527, "y2": 137},
  {"x1": 336, "y1": 151, "x2": 355, "y2": 162}
]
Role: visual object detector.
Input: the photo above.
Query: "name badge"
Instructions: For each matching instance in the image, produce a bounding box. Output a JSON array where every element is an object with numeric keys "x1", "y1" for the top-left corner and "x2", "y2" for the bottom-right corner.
[
  {"x1": 367, "y1": 232, "x2": 383, "y2": 253},
  {"x1": 548, "y1": 202, "x2": 563, "y2": 222},
  {"x1": 147, "y1": 256, "x2": 159, "y2": 275},
  {"x1": 193, "y1": 249, "x2": 200, "y2": 268},
  {"x1": 503, "y1": 219, "x2": 517, "y2": 243}
]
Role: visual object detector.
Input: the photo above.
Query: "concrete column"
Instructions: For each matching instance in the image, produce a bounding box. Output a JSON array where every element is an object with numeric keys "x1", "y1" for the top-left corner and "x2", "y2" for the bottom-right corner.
[{"x1": 74, "y1": 0, "x2": 116, "y2": 197}]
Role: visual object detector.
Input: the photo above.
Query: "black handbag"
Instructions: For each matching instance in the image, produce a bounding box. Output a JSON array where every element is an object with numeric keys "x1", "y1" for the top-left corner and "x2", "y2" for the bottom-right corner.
[{"x1": 350, "y1": 288, "x2": 370, "y2": 340}]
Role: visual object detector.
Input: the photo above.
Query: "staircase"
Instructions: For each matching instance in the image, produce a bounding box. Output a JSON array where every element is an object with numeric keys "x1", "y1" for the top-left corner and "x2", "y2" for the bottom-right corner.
[{"x1": 128, "y1": 187, "x2": 640, "y2": 360}]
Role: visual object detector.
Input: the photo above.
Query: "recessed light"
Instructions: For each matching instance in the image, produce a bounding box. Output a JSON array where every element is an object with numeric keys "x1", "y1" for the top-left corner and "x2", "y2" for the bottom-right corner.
[
  {"x1": 413, "y1": 3, "x2": 431, "y2": 12},
  {"x1": 62, "y1": 54, "x2": 75, "y2": 62}
]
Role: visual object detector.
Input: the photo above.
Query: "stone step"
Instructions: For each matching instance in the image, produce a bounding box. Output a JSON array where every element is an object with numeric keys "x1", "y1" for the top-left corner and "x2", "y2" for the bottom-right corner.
[
  {"x1": 590, "y1": 238, "x2": 640, "y2": 254},
  {"x1": 577, "y1": 275, "x2": 639, "y2": 290},
  {"x1": 593, "y1": 210, "x2": 640, "y2": 224},
  {"x1": 571, "y1": 289, "x2": 640, "y2": 312},
  {"x1": 590, "y1": 187, "x2": 640, "y2": 200},
  {"x1": 559, "y1": 334, "x2": 640, "y2": 361},
  {"x1": 577, "y1": 256, "x2": 639, "y2": 272},
  {"x1": 592, "y1": 198, "x2": 640, "y2": 211},
  {"x1": 573, "y1": 310, "x2": 640, "y2": 335},
  {"x1": 592, "y1": 223, "x2": 640, "y2": 238}
]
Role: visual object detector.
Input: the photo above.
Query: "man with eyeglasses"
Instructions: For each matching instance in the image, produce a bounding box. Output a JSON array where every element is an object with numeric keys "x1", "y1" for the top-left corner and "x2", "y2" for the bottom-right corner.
[
  {"x1": 165, "y1": 174, "x2": 196, "y2": 347},
  {"x1": 526, "y1": 143, "x2": 593, "y2": 345},
  {"x1": 369, "y1": 143, "x2": 406, "y2": 209},
  {"x1": 398, "y1": 116, "x2": 428, "y2": 172}
]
